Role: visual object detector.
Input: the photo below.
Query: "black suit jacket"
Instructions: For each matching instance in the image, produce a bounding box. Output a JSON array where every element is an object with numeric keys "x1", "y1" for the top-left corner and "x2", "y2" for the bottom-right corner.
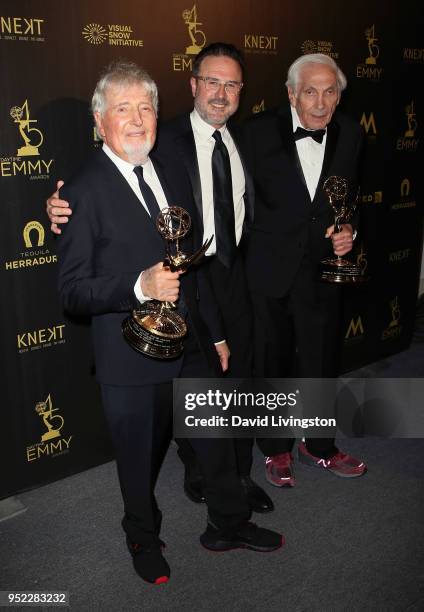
[
  {"x1": 57, "y1": 150, "x2": 222, "y2": 386},
  {"x1": 240, "y1": 106, "x2": 363, "y2": 298},
  {"x1": 153, "y1": 113, "x2": 255, "y2": 247}
]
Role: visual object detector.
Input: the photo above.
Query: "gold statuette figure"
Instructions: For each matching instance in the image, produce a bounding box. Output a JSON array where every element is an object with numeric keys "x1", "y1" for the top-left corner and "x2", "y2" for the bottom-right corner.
[{"x1": 320, "y1": 176, "x2": 367, "y2": 284}]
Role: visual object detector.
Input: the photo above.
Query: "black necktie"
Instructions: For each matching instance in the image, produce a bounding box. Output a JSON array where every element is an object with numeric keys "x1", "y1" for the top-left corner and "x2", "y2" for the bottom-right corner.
[
  {"x1": 134, "y1": 165, "x2": 187, "y2": 315},
  {"x1": 211, "y1": 130, "x2": 237, "y2": 268},
  {"x1": 294, "y1": 126, "x2": 326, "y2": 144},
  {"x1": 133, "y1": 166, "x2": 161, "y2": 220}
]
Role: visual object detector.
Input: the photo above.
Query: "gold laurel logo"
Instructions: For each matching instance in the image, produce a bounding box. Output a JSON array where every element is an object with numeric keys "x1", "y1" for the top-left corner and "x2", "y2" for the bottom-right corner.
[
  {"x1": 82, "y1": 23, "x2": 107, "y2": 45},
  {"x1": 301, "y1": 40, "x2": 317, "y2": 54}
]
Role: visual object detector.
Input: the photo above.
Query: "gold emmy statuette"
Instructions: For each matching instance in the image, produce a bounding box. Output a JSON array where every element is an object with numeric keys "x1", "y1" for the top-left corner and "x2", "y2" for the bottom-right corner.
[
  {"x1": 388, "y1": 297, "x2": 400, "y2": 328},
  {"x1": 404, "y1": 102, "x2": 417, "y2": 138},
  {"x1": 35, "y1": 395, "x2": 64, "y2": 442},
  {"x1": 320, "y1": 176, "x2": 366, "y2": 284},
  {"x1": 252, "y1": 100, "x2": 265, "y2": 114},
  {"x1": 122, "y1": 206, "x2": 213, "y2": 359},
  {"x1": 365, "y1": 25, "x2": 379, "y2": 65},
  {"x1": 356, "y1": 246, "x2": 368, "y2": 275},
  {"x1": 10, "y1": 100, "x2": 44, "y2": 156},
  {"x1": 182, "y1": 5, "x2": 206, "y2": 55}
]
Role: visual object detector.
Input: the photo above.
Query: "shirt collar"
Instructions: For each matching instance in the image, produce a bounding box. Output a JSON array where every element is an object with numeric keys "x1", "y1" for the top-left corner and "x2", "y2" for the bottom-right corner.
[
  {"x1": 102, "y1": 143, "x2": 153, "y2": 178},
  {"x1": 190, "y1": 108, "x2": 228, "y2": 142}
]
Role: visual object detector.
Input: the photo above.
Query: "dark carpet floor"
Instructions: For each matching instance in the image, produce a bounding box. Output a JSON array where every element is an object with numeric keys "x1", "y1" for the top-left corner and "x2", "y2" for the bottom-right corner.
[{"x1": 1, "y1": 338, "x2": 424, "y2": 611}]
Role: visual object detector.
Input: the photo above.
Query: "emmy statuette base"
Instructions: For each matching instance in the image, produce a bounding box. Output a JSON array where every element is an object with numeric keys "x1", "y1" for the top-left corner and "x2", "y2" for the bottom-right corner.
[
  {"x1": 320, "y1": 258, "x2": 367, "y2": 284},
  {"x1": 122, "y1": 304, "x2": 187, "y2": 359}
]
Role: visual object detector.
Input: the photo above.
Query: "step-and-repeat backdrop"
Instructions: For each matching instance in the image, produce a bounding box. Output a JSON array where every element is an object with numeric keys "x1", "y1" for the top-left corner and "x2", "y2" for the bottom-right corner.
[{"x1": 1, "y1": 0, "x2": 422, "y2": 498}]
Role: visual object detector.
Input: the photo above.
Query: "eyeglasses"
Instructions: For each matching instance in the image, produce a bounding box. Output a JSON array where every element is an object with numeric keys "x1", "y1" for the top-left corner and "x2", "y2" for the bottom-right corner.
[{"x1": 194, "y1": 76, "x2": 243, "y2": 95}]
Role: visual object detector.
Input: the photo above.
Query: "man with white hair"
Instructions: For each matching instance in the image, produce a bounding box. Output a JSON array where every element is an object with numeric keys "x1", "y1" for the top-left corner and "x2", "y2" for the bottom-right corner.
[
  {"x1": 241, "y1": 53, "x2": 367, "y2": 487},
  {"x1": 46, "y1": 43, "x2": 273, "y2": 515},
  {"x1": 56, "y1": 60, "x2": 282, "y2": 586}
]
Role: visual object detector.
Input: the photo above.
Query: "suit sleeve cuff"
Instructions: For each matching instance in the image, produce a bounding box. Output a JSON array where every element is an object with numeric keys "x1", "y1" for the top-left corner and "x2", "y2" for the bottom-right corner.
[{"x1": 134, "y1": 271, "x2": 151, "y2": 304}]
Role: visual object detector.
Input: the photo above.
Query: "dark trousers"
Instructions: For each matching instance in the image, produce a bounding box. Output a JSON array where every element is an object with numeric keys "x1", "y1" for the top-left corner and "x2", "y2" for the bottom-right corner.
[
  {"x1": 101, "y1": 337, "x2": 250, "y2": 546},
  {"x1": 251, "y1": 269, "x2": 342, "y2": 459},
  {"x1": 203, "y1": 253, "x2": 254, "y2": 475}
]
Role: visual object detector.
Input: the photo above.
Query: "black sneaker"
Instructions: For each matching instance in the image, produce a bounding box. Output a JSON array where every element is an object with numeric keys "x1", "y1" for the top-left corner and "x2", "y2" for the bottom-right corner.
[
  {"x1": 200, "y1": 521, "x2": 284, "y2": 552},
  {"x1": 126, "y1": 538, "x2": 170, "y2": 584}
]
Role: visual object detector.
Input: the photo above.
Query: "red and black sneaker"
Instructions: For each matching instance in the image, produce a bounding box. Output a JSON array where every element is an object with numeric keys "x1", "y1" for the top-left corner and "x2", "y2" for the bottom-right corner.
[
  {"x1": 298, "y1": 442, "x2": 366, "y2": 478},
  {"x1": 265, "y1": 453, "x2": 295, "y2": 487},
  {"x1": 126, "y1": 538, "x2": 170, "y2": 584}
]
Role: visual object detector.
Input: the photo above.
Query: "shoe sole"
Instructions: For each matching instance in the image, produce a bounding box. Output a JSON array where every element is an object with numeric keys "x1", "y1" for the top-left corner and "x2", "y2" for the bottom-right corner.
[
  {"x1": 265, "y1": 472, "x2": 295, "y2": 488},
  {"x1": 298, "y1": 456, "x2": 367, "y2": 478},
  {"x1": 137, "y1": 574, "x2": 169, "y2": 585},
  {"x1": 200, "y1": 535, "x2": 285, "y2": 553},
  {"x1": 134, "y1": 568, "x2": 170, "y2": 584}
]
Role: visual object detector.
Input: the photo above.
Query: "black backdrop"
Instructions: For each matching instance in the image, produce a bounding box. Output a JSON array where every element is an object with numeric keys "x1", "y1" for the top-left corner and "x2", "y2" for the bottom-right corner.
[{"x1": 1, "y1": 0, "x2": 422, "y2": 498}]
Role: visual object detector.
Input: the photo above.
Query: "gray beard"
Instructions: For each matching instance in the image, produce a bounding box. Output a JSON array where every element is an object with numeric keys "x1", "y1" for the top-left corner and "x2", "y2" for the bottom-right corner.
[{"x1": 123, "y1": 138, "x2": 153, "y2": 165}]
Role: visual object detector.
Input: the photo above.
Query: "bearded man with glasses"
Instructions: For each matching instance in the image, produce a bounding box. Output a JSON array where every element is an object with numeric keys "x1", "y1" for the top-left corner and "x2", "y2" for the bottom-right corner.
[{"x1": 154, "y1": 42, "x2": 272, "y2": 515}]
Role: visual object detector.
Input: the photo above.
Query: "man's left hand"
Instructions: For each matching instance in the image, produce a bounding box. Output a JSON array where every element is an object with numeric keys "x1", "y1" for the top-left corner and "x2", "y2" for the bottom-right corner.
[{"x1": 325, "y1": 223, "x2": 354, "y2": 257}]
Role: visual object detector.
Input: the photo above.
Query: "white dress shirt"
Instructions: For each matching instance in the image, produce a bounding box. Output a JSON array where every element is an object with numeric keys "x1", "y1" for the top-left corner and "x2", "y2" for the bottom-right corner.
[
  {"x1": 291, "y1": 106, "x2": 327, "y2": 201},
  {"x1": 291, "y1": 109, "x2": 356, "y2": 240},
  {"x1": 102, "y1": 143, "x2": 168, "y2": 303},
  {"x1": 103, "y1": 144, "x2": 226, "y2": 345},
  {"x1": 190, "y1": 109, "x2": 245, "y2": 254}
]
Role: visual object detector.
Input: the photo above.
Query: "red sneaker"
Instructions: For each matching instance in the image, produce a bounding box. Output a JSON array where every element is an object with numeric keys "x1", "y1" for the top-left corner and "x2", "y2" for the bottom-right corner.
[
  {"x1": 265, "y1": 453, "x2": 295, "y2": 487},
  {"x1": 298, "y1": 442, "x2": 366, "y2": 478}
]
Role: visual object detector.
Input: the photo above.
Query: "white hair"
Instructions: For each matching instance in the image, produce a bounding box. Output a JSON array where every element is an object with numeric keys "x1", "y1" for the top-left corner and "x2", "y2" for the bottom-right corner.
[
  {"x1": 91, "y1": 60, "x2": 159, "y2": 118},
  {"x1": 285, "y1": 53, "x2": 347, "y2": 92}
]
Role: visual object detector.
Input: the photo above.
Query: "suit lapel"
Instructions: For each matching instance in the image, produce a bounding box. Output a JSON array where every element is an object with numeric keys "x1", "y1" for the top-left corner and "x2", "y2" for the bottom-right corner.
[
  {"x1": 278, "y1": 109, "x2": 310, "y2": 200},
  {"x1": 97, "y1": 151, "x2": 162, "y2": 242},
  {"x1": 313, "y1": 119, "x2": 340, "y2": 204},
  {"x1": 151, "y1": 154, "x2": 196, "y2": 254},
  {"x1": 175, "y1": 117, "x2": 203, "y2": 221},
  {"x1": 150, "y1": 157, "x2": 173, "y2": 206},
  {"x1": 229, "y1": 124, "x2": 254, "y2": 227},
  {"x1": 277, "y1": 109, "x2": 341, "y2": 206}
]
